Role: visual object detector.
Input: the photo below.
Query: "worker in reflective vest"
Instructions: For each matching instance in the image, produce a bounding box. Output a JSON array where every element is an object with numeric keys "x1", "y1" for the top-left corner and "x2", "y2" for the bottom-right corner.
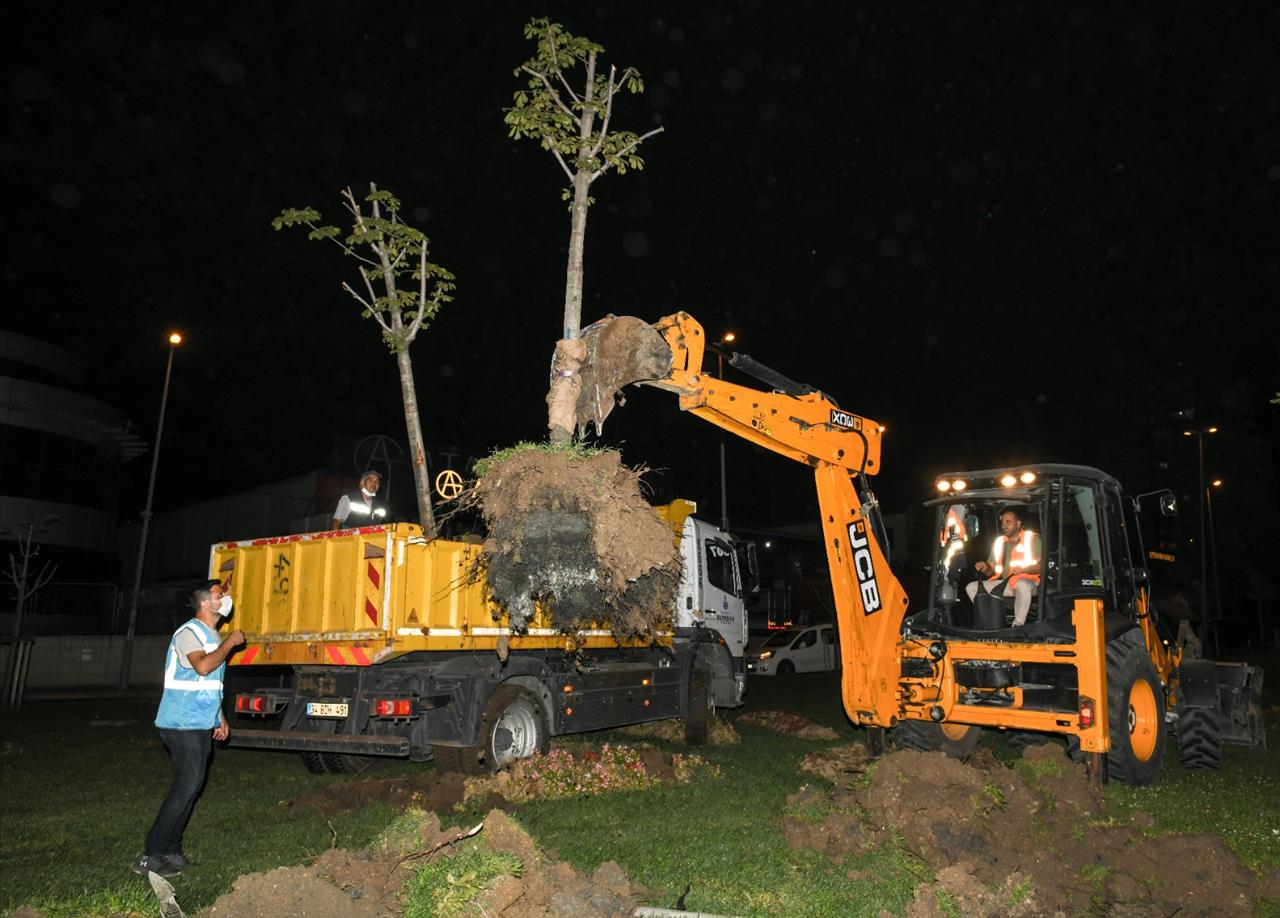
[
  {"x1": 966, "y1": 508, "x2": 1042, "y2": 627},
  {"x1": 939, "y1": 504, "x2": 968, "y2": 575},
  {"x1": 135, "y1": 579, "x2": 244, "y2": 878},
  {"x1": 330, "y1": 469, "x2": 388, "y2": 530}
]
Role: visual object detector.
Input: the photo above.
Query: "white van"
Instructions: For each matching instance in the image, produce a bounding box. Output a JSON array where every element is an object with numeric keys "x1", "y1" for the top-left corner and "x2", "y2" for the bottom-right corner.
[{"x1": 745, "y1": 623, "x2": 837, "y2": 676}]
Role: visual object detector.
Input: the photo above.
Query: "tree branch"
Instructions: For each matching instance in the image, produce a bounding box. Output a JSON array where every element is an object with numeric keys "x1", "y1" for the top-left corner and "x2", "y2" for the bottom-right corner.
[
  {"x1": 589, "y1": 65, "x2": 619, "y2": 159},
  {"x1": 406, "y1": 245, "x2": 428, "y2": 341},
  {"x1": 519, "y1": 64, "x2": 578, "y2": 122},
  {"x1": 550, "y1": 148, "x2": 575, "y2": 182},
  {"x1": 591, "y1": 126, "x2": 665, "y2": 181}
]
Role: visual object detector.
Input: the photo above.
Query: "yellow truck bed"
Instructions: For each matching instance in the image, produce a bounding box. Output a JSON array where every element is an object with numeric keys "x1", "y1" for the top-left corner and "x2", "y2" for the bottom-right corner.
[{"x1": 214, "y1": 522, "x2": 669, "y2": 669}]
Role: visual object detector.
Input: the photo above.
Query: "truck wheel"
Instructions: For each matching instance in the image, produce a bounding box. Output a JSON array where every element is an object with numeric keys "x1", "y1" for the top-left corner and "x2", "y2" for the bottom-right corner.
[
  {"x1": 891, "y1": 720, "x2": 981, "y2": 758},
  {"x1": 300, "y1": 751, "x2": 331, "y2": 774},
  {"x1": 1176, "y1": 706, "x2": 1222, "y2": 769},
  {"x1": 776, "y1": 660, "x2": 796, "y2": 677},
  {"x1": 478, "y1": 684, "x2": 549, "y2": 772},
  {"x1": 1105, "y1": 630, "x2": 1166, "y2": 786},
  {"x1": 432, "y1": 744, "x2": 486, "y2": 776},
  {"x1": 321, "y1": 753, "x2": 382, "y2": 776},
  {"x1": 684, "y1": 664, "x2": 714, "y2": 747}
]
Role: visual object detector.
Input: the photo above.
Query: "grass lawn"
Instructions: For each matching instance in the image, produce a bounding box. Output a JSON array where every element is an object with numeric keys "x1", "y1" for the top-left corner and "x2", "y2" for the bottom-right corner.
[{"x1": 2, "y1": 665, "x2": 1277, "y2": 917}]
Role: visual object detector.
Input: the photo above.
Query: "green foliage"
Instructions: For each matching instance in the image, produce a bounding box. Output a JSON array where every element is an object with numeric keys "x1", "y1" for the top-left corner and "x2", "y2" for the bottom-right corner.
[
  {"x1": 504, "y1": 17, "x2": 660, "y2": 191},
  {"x1": 471, "y1": 440, "x2": 612, "y2": 479},
  {"x1": 401, "y1": 839, "x2": 522, "y2": 918},
  {"x1": 272, "y1": 185, "x2": 455, "y2": 353}
]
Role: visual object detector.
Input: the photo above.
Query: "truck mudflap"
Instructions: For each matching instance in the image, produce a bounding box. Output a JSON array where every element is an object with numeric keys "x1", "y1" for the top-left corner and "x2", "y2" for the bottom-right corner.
[{"x1": 227, "y1": 728, "x2": 410, "y2": 757}]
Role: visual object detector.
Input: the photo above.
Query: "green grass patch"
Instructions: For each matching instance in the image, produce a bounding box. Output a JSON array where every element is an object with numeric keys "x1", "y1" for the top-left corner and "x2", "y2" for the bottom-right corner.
[
  {"x1": 472, "y1": 440, "x2": 611, "y2": 479},
  {"x1": 0, "y1": 697, "x2": 405, "y2": 917},
  {"x1": 401, "y1": 838, "x2": 521, "y2": 917}
]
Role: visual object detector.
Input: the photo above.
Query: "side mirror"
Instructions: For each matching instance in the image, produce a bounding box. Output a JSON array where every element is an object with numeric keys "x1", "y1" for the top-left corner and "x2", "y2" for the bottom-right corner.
[{"x1": 1160, "y1": 494, "x2": 1178, "y2": 517}]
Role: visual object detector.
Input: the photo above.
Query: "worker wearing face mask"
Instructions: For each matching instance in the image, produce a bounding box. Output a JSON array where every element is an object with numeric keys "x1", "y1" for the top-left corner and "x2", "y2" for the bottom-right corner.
[
  {"x1": 135, "y1": 578, "x2": 244, "y2": 877},
  {"x1": 330, "y1": 469, "x2": 388, "y2": 531}
]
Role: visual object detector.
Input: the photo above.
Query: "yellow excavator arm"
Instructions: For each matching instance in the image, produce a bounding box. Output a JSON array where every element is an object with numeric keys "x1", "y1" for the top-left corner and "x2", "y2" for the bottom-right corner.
[{"x1": 626, "y1": 311, "x2": 909, "y2": 727}]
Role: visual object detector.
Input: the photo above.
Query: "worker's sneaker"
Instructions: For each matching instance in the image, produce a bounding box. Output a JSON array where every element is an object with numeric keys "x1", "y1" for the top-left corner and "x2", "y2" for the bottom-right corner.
[
  {"x1": 132, "y1": 854, "x2": 182, "y2": 878},
  {"x1": 164, "y1": 852, "x2": 193, "y2": 870}
]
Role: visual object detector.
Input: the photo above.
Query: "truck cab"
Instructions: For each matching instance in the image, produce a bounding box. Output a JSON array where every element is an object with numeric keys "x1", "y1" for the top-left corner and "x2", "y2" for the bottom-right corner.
[{"x1": 664, "y1": 503, "x2": 756, "y2": 707}]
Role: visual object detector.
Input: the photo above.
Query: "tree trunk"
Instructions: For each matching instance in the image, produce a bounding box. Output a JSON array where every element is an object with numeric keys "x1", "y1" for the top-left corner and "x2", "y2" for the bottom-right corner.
[
  {"x1": 547, "y1": 169, "x2": 595, "y2": 445},
  {"x1": 396, "y1": 348, "x2": 437, "y2": 537}
]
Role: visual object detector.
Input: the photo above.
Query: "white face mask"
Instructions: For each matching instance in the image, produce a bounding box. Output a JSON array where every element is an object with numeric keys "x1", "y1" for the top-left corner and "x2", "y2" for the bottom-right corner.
[{"x1": 217, "y1": 595, "x2": 234, "y2": 618}]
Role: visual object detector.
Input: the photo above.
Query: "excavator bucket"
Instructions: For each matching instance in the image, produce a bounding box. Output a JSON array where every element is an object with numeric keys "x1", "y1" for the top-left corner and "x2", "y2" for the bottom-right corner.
[{"x1": 568, "y1": 315, "x2": 672, "y2": 436}]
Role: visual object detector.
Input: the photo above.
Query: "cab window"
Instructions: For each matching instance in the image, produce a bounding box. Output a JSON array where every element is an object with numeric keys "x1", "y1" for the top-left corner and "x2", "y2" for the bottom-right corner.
[
  {"x1": 1054, "y1": 481, "x2": 1104, "y2": 592},
  {"x1": 704, "y1": 539, "x2": 737, "y2": 594},
  {"x1": 792, "y1": 629, "x2": 817, "y2": 649}
]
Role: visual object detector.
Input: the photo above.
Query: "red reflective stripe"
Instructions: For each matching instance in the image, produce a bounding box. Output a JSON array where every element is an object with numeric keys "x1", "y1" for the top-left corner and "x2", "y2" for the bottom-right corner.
[
  {"x1": 326, "y1": 646, "x2": 345, "y2": 664},
  {"x1": 240, "y1": 646, "x2": 259, "y2": 665},
  {"x1": 367, "y1": 562, "x2": 380, "y2": 590},
  {"x1": 364, "y1": 598, "x2": 379, "y2": 625},
  {"x1": 350, "y1": 647, "x2": 370, "y2": 666}
]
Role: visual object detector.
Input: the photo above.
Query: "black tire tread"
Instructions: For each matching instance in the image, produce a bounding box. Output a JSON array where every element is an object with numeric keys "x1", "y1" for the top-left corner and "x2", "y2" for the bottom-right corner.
[
  {"x1": 891, "y1": 720, "x2": 981, "y2": 758},
  {"x1": 300, "y1": 751, "x2": 331, "y2": 775},
  {"x1": 1176, "y1": 706, "x2": 1223, "y2": 769},
  {"x1": 684, "y1": 665, "x2": 713, "y2": 747},
  {"x1": 1105, "y1": 628, "x2": 1165, "y2": 786}
]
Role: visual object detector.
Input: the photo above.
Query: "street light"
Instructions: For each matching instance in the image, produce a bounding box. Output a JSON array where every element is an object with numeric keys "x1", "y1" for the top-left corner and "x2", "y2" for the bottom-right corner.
[
  {"x1": 118, "y1": 331, "x2": 182, "y2": 689},
  {"x1": 1182, "y1": 425, "x2": 1218, "y2": 647},
  {"x1": 1206, "y1": 478, "x2": 1223, "y2": 653},
  {"x1": 716, "y1": 331, "x2": 736, "y2": 533}
]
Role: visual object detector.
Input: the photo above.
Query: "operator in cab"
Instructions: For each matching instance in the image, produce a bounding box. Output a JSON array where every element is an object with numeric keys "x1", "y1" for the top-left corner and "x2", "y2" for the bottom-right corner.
[
  {"x1": 965, "y1": 507, "x2": 1042, "y2": 627},
  {"x1": 330, "y1": 470, "x2": 387, "y2": 530}
]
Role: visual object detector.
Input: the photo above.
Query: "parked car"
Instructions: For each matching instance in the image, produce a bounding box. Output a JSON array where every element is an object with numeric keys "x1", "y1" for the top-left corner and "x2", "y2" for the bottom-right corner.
[{"x1": 746, "y1": 623, "x2": 837, "y2": 676}]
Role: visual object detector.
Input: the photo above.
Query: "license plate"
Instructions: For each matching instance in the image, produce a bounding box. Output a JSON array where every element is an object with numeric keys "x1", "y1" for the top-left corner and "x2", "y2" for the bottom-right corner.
[{"x1": 307, "y1": 702, "x2": 348, "y2": 719}]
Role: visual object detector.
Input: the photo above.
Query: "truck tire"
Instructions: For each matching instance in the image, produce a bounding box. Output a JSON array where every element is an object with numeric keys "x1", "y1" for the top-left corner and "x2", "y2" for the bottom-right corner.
[
  {"x1": 891, "y1": 720, "x2": 981, "y2": 758},
  {"x1": 300, "y1": 751, "x2": 331, "y2": 774},
  {"x1": 776, "y1": 660, "x2": 796, "y2": 676},
  {"x1": 1105, "y1": 629, "x2": 1166, "y2": 786},
  {"x1": 432, "y1": 743, "x2": 486, "y2": 776},
  {"x1": 477, "y1": 684, "x2": 549, "y2": 773},
  {"x1": 1176, "y1": 706, "x2": 1222, "y2": 769},
  {"x1": 684, "y1": 664, "x2": 714, "y2": 747}
]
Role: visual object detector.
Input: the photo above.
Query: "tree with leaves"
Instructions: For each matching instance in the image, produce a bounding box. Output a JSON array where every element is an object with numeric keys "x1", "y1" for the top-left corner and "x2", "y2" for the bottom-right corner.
[
  {"x1": 505, "y1": 17, "x2": 663, "y2": 443},
  {"x1": 273, "y1": 185, "x2": 455, "y2": 536}
]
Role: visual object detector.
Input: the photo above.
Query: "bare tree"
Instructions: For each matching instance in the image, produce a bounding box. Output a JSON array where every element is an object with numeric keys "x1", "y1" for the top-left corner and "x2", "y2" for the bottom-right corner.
[
  {"x1": 505, "y1": 17, "x2": 663, "y2": 443},
  {"x1": 274, "y1": 185, "x2": 455, "y2": 536},
  {"x1": 3, "y1": 520, "x2": 57, "y2": 697}
]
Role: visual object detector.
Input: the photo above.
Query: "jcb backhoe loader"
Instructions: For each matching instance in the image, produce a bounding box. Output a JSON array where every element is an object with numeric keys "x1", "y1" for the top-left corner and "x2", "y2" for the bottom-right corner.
[{"x1": 577, "y1": 310, "x2": 1265, "y2": 785}]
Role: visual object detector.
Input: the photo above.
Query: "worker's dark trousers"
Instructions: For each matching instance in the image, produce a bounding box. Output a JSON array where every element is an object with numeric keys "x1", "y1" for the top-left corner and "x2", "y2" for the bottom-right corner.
[{"x1": 144, "y1": 728, "x2": 212, "y2": 856}]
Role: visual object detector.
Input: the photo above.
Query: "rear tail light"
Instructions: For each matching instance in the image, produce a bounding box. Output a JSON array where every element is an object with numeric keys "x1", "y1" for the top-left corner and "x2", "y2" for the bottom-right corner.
[
  {"x1": 373, "y1": 698, "x2": 415, "y2": 718},
  {"x1": 235, "y1": 693, "x2": 271, "y2": 714},
  {"x1": 1079, "y1": 696, "x2": 1095, "y2": 729}
]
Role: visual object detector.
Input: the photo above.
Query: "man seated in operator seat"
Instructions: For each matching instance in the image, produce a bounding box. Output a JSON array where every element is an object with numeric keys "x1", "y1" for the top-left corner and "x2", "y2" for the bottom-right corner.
[{"x1": 965, "y1": 507, "x2": 1042, "y2": 627}]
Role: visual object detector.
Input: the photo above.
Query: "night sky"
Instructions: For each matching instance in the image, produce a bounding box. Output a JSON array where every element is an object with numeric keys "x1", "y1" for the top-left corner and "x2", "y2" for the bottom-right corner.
[{"x1": 5, "y1": 3, "x2": 1278, "y2": 596}]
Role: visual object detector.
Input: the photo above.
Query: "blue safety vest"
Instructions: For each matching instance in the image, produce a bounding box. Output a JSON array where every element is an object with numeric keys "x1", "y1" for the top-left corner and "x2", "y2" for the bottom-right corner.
[{"x1": 154, "y1": 618, "x2": 225, "y2": 730}]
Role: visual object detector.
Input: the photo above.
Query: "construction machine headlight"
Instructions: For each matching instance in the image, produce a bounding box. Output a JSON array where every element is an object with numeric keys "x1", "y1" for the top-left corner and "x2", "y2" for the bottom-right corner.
[
  {"x1": 952, "y1": 480, "x2": 966, "y2": 491},
  {"x1": 936, "y1": 480, "x2": 951, "y2": 492},
  {"x1": 1019, "y1": 471, "x2": 1037, "y2": 484},
  {"x1": 1000, "y1": 474, "x2": 1017, "y2": 487}
]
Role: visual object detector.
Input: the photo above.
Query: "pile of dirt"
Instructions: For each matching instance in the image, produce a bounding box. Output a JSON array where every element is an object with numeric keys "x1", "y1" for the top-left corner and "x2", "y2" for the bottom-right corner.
[
  {"x1": 471, "y1": 447, "x2": 680, "y2": 638},
  {"x1": 784, "y1": 742, "x2": 1280, "y2": 915},
  {"x1": 620, "y1": 716, "x2": 740, "y2": 745},
  {"x1": 736, "y1": 709, "x2": 839, "y2": 740},
  {"x1": 281, "y1": 770, "x2": 467, "y2": 818},
  {"x1": 198, "y1": 809, "x2": 649, "y2": 918}
]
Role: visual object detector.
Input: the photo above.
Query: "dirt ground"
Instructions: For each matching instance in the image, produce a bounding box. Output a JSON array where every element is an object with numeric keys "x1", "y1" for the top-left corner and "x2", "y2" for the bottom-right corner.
[
  {"x1": 784, "y1": 742, "x2": 1280, "y2": 916},
  {"x1": 737, "y1": 709, "x2": 840, "y2": 740},
  {"x1": 197, "y1": 809, "x2": 648, "y2": 918},
  {"x1": 470, "y1": 448, "x2": 680, "y2": 639}
]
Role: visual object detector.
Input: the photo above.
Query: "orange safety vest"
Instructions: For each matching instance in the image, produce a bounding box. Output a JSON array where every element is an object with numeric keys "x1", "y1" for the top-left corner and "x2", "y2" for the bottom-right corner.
[{"x1": 989, "y1": 529, "x2": 1041, "y2": 586}]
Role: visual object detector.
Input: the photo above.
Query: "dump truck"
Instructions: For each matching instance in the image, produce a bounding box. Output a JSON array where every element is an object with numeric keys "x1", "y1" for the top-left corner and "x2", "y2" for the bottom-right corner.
[
  {"x1": 568, "y1": 310, "x2": 1265, "y2": 784},
  {"x1": 220, "y1": 501, "x2": 753, "y2": 774}
]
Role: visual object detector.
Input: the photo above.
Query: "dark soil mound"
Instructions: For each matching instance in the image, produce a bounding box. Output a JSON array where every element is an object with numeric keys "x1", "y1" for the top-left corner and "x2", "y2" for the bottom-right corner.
[
  {"x1": 472, "y1": 448, "x2": 680, "y2": 638},
  {"x1": 785, "y1": 743, "x2": 1275, "y2": 916}
]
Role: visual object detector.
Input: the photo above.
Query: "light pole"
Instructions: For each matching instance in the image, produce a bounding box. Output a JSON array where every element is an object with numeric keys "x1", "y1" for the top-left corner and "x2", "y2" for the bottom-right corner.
[
  {"x1": 118, "y1": 332, "x2": 182, "y2": 689},
  {"x1": 1207, "y1": 478, "x2": 1223, "y2": 654},
  {"x1": 716, "y1": 331, "x2": 736, "y2": 533},
  {"x1": 1182, "y1": 425, "x2": 1217, "y2": 643}
]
